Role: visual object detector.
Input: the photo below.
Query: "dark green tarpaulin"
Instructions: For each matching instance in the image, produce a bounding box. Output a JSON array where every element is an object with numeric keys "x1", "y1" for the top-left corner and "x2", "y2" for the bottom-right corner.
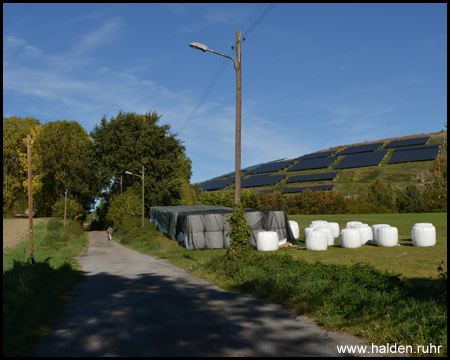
[{"x1": 149, "y1": 205, "x2": 233, "y2": 240}]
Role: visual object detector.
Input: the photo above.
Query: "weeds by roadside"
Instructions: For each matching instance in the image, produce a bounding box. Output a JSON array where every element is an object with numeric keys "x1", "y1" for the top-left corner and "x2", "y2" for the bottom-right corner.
[{"x1": 3, "y1": 219, "x2": 88, "y2": 357}]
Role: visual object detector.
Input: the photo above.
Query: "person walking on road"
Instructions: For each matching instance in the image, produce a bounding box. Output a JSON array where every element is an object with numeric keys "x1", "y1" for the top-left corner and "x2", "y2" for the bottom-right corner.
[{"x1": 107, "y1": 226, "x2": 113, "y2": 241}]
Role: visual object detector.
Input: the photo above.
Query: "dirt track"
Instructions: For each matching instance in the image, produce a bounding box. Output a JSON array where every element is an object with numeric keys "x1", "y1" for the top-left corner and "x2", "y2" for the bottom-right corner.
[{"x1": 3, "y1": 218, "x2": 45, "y2": 251}]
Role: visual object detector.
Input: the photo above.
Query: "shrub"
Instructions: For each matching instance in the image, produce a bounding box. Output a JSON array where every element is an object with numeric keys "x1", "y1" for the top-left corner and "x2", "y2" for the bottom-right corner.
[
  {"x1": 51, "y1": 197, "x2": 84, "y2": 222},
  {"x1": 226, "y1": 205, "x2": 253, "y2": 261}
]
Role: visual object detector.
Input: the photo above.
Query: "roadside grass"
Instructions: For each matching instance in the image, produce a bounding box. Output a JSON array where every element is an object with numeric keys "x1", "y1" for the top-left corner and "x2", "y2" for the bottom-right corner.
[
  {"x1": 117, "y1": 213, "x2": 447, "y2": 357},
  {"x1": 3, "y1": 219, "x2": 88, "y2": 357}
]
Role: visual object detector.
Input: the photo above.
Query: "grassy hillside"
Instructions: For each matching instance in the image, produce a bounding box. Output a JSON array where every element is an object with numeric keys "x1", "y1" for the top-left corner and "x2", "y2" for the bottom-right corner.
[{"x1": 200, "y1": 131, "x2": 447, "y2": 197}]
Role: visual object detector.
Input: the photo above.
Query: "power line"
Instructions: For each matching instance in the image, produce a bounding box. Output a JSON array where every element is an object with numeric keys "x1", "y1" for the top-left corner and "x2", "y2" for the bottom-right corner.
[
  {"x1": 178, "y1": 49, "x2": 235, "y2": 135},
  {"x1": 178, "y1": 3, "x2": 277, "y2": 135},
  {"x1": 243, "y1": 3, "x2": 276, "y2": 38}
]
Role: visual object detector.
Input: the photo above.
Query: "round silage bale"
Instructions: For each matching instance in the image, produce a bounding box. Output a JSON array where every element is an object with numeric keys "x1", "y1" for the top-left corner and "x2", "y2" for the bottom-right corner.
[
  {"x1": 346, "y1": 221, "x2": 363, "y2": 229},
  {"x1": 340, "y1": 228, "x2": 362, "y2": 249},
  {"x1": 412, "y1": 224, "x2": 436, "y2": 247},
  {"x1": 305, "y1": 229, "x2": 328, "y2": 251},
  {"x1": 372, "y1": 224, "x2": 389, "y2": 243},
  {"x1": 327, "y1": 222, "x2": 340, "y2": 238},
  {"x1": 377, "y1": 226, "x2": 398, "y2": 247},
  {"x1": 355, "y1": 224, "x2": 373, "y2": 245},
  {"x1": 288, "y1": 220, "x2": 299, "y2": 239},
  {"x1": 256, "y1": 231, "x2": 279, "y2": 251}
]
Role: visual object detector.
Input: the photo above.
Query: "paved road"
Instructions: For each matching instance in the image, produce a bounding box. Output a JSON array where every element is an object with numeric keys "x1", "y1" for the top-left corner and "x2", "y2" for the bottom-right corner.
[{"x1": 33, "y1": 231, "x2": 396, "y2": 357}]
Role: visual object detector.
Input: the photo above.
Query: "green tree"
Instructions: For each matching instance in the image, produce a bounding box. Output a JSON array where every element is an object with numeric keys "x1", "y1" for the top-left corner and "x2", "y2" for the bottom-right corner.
[
  {"x1": 397, "y1": 185, "x2": 422, "y2": 213},
  {"x1": 106, "y1": 188, "x2": 142, "y2": 227},
  {"x1": 3, "y1": 116, "x2": 41, "y2": 216},
  {"x1": 51, "y1": 197, "x2": 84, "y2": 222},
  {"x1": 90, "y1": 111, "x2": 192, "y2": 212},
  {"x1": 34, "y1": 120, "x2": 103, "y2": 217}
]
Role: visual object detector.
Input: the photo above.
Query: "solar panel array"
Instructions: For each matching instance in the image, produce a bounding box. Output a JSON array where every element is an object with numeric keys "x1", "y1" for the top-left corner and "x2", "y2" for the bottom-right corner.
[
  {"x1": 337, "y1": 142, "x2": 384, "y2": 155},
  {"x1": 245, "y1": 159, "x2": 296, "y2": 175},
  {"x1": 394, "y1": 144, "x2": 439, "y2": 152},
  {"x1": 294, "y1": 150, "x2": 336, "y2": 161},
  {"x1": 286, "y1": 172, "x2": 338, "y2": 184},
  {"x1": 388, "y1": 147, "x2": 439, "y2": 164},
  {"x1": 334, "y1": 150, "x2": 387, "y2": 170},
  {"x1": 241, "y1": 174, "x2": 286, "y2": 188},
  {"x1": 385, "y1": 136, "x2": 430, "y2": 148},
  {"x1": 198, "y1": 177, "x2": 236, "y2": 191},
  {"x1": 288, "y1": 156, "x2": 338, "y2": 172},
  {"x1": 282, "y1": 185, "x2": 334, "y2": 194}
]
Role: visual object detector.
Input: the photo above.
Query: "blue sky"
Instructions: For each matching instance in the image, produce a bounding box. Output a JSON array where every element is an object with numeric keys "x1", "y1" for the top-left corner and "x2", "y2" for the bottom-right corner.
[{"x1": 3, "y1": 3, "x2": 447, "y2": 184}]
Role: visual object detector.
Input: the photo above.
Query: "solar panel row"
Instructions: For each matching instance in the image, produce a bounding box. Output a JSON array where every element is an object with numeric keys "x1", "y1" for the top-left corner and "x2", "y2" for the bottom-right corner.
[
  {"x1": 246, "y1": 159, "x2": 296, "y2": 175},
  {"x1": 394, "y1": 144, "x2": 439, "y2": 152},
  {"x1": 385, "y1": 136, "x2": 430, "y2": 148},
  {"x1": 388, "y1": 147, "x2": 439, "y2": 164},
  {"x1": 334, "y1": 151, "x2": 387, "y2": 170},
  {"x1": 241, "y1": 174, "x2": 286, "y2": 188},
  {"x1": 288, "y1": 156, "x2": 338, "y2": 172},
  {"x1": 198, "y1": 177, "x2": 236, "y2": 191},
  {"x1": 294, "y1": 150, "x2": 336, "y2": 161},
  {"x1": 286, "y1": 172, "x2": 338, "y2": 184},
  {"x1": 337, "y1": 142, "x2": 384, "y2": 156},
  {"x1": 281, "y1": 185, "x2": 334, "y2": 194}
]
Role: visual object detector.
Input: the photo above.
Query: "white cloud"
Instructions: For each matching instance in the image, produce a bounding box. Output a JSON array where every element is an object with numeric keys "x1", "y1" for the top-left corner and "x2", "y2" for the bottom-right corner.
[{"x1": 73, "y1": 17, "x2": 122, "y2": 54}]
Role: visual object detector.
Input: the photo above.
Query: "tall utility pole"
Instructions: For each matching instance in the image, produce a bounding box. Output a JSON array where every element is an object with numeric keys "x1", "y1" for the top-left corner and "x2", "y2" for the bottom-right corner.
[
  {"x1": 189, "y1": 29, "x2": 242, "y2": 205},
  {"x1": 27, "y1": 135, "x2": 34, "y2": 265},
  {"x1": 235, "y1": 29, "x2": 242, "y2": 206}
]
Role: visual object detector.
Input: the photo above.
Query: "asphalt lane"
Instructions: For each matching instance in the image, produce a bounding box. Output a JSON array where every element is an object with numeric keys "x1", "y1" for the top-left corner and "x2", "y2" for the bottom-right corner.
[{"x1": 32, "y1": 231, "x2": 398, "y2": 357}]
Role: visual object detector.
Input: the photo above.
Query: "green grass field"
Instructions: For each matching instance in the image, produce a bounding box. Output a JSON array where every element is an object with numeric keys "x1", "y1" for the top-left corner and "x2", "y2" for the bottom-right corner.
[
  {"x1": 285, "y1": 212, "x2": 447, "y2": 281},
  {"x1": 3, "y1": 219, "x2": 88, "y2": 357}
]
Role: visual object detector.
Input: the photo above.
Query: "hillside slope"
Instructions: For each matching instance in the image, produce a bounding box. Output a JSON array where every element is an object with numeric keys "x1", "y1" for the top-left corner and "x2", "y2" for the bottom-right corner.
[{"x1": 199, "y1": 131, "x2": 447, "y2": 197}]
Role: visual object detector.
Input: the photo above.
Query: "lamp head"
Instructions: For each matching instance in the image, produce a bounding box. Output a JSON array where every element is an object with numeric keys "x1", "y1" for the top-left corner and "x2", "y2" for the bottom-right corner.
[
  {"x1": 125, "y1": 171, "x2": 132, "y2": 174},
  {"x1": 189, "y1": 42, "x2": 208, "y2": 52}
]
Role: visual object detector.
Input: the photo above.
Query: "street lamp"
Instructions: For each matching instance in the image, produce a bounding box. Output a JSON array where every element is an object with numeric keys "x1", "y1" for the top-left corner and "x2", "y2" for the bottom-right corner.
[
  {"x1": 125, "y1": 165, "x2": 145, "y2": 227},
  {"x1": 189, "y1": 29, "x2": 242, "y2": 205}
]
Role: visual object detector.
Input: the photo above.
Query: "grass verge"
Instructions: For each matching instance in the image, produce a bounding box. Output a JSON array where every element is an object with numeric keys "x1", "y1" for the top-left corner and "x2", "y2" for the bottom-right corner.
[
  {"x1": 115, "y1": 214, "x2": 447, "y2": 357},
  {"x1": 3, "y1": 219, "x2": 88, "y2": 357}
]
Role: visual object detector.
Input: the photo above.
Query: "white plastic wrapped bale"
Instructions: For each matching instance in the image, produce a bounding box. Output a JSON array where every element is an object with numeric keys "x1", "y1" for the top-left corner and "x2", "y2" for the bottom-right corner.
[
  {"x1": 346, "y1": 221, "x2": 363, "y2": 229},
  {"x1": 304, "y1": 226, "x2": 315, "y2": 240},
  {"x1": 355, "y1": 224, "x2": 373, "y2": 245},
  {"x1": 372, "y1": 224, "x2": 389, "y2": 243},
  {"x1": 340, "y1": 228, "x2": 362, "y2": 249},
  {"x1": 316, "y1": 225, "x2": 334, "y2": 246},
  {"x1": 377, "y1": 226, "x2": 398, "y2": 247},
  {"x1": 288, "y1": 221, "x2": 299, "y2": 239},
  {"x1": 327, "y1": 222, "x2": 340, "y2": 238},
  {"x1": 305, "y1": 229, "x2": 328, "y2": 251},
  {"x1": 311, "y1": 220, "x2": 327, "y2": 226},
  {"x1": 256, "y1": 231, "x2": 279, "y2": 251},
  {"x1": 412, "y1": 224, "x2": 436, "y2": 247}
]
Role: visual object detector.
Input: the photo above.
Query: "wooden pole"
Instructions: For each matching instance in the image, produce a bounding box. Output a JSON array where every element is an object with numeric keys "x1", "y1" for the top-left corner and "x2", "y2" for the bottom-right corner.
[
  {"x1": 235, "y1": 29, "x2": 242, "y2": 206},
  {"x1": 27, "y1": 135, "x2": 34, "y2": 265},
  {"x1": 142, "y1": 165, "x2": 145, "y2": 227},
  {"x1": 64, "y1": 189, "x2": 68, "y2": 229}
]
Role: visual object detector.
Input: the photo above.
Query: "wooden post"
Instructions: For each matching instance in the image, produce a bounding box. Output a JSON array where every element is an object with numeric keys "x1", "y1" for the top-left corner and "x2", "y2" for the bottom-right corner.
[
  {"x1": 64, "y1": 189, "x2": 68, "y2": 229},
  {"x1": 27, "y1": 135, "x2": 34, "y2": 265},
  {"x1": 235, "y1": 29, "x2": 242, "y2": 206}
]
